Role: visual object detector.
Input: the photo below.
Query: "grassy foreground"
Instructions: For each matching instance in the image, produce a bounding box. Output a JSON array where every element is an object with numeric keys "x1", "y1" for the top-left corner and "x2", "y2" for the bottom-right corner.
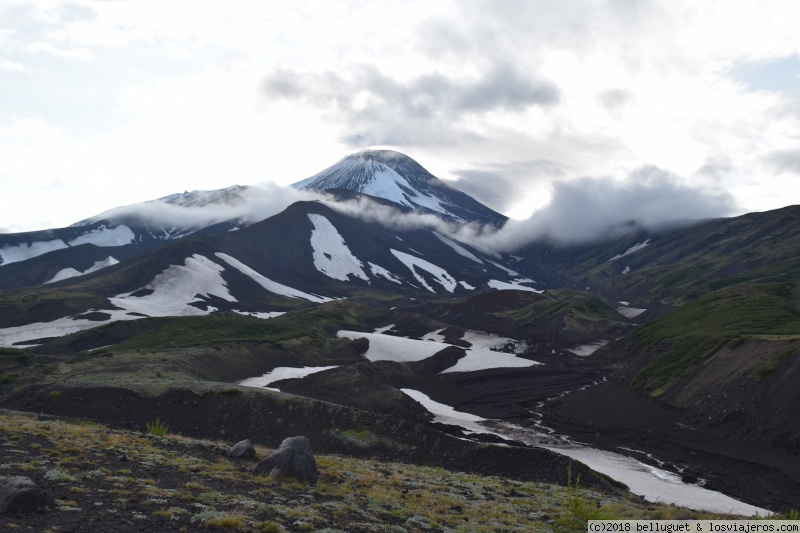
[{"x1": 0, "y1": 410, "x2": 740, "y2": 532}]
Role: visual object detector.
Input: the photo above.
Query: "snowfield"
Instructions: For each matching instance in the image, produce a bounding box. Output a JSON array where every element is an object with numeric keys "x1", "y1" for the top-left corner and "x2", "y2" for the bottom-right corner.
[
  {"x1": 0, "y1": 310, "x2": 141, "y2": 348},
  {"x1": 45, "y1": 256, "x2": 119, "y2": 284},
  {"x1": 337, "y1": 328, "x2": 537, "y2": 373},
  {"x1": 367, "y1": 262, "x2": 403, "y2": 284},
  {"x1": 0, "y1": 226, "x2": 134, "y2": 267},
  {"x1": 486, "y1": 260, "x2": 519, "y2": 276},
  {"x1": 239, "y1": 366, "x2": 339, "y2": 390},
  {"x1": 616, "y1": 306, "x2": 647, "y2": 319},
  {"x1": 400, "y1": 389, "x2": 503, "y2": 437},
  {"x1": 608, "y1": 239, "x2": 651, "y2": 261},
  {"x1": 434, "y1": 233, "x2": 482, "y2": 263},
  {"x1": 337, "y1": 330, "x2": 447, "y2": 363},
  {"x1": 110, "y1": 254, "x2": 236, "y2": 316},
  {"x1": 68, "y1": 225, "x2": 135, "y2": 247},
  {"x1": 390, "y1": 249, "x2": 457, "y2": 292},
  {"x1": 307, "y1": 214, "x2": 369, "y2": 281},
  {"x1": 564, "y1": 341, "x2": 608, "y2": 356},
  {"x1": 232, "y1": 310, "x2": 286, "y2": 319},
  {"x1": 487, "y1": 279, "x2": 544, "y2": 293},
  {"x1": 216, "y1": 252, "x2": 333, "y2": 303},
  {"x1": 0, "y1": 239, "x2": 68, "y2": 265}
]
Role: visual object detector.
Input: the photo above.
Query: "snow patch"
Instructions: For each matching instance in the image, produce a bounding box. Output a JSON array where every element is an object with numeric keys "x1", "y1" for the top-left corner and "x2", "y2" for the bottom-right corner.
[
  {"x1": 0, "y1": 310, "x2": 141, "y2": 348},
  {"x1": 216, "y1": 252, "x2": 334, "y2": 303},
  {"x1": 337, "y1": 330, "x2": 447, "y2": 363},
  {"x1": 400, "y1": 389, "x2": 501, "y2": 437},
  {"x1": 459, "y1": 281, "x2": 476, "y2": 290},
  {"x1": 487, "y1": 279, "x2": 544, "y2": 293},
  {"x1": 486, "y1": 260, "x2": 519, "y2": 276},
  {"x1": 0, "y1": 239, "x2": 68, "y2": 265},
  {"x1": 232, "y1": 310, "x2": 286, "y2": 319},
  {"x1": 609, "y1": 239, "x2": 651, "y2": 261},
  {"x1": 433, "y1": 233, "x2": 482, "y2": 263},
  {"x1": 307, "y1": 214, "x2": 369, "y2": 281},
  {"x1": 45, "y1": 256, "x2": 119, "y2": 284},
  {"x1": 337, "y1": 329, "x2": 537, "y2": 373},
  {"x1": 68, "y1": 225, "x2": 135, "y2": 247},
  {"x1": 565, "y1": 341, "x2": 608, "y2": 356},
  {"x1": 421, "y1": 328, "x2": 446, "y2": 342},
  {"x1": 390, "y1": 249, "x2": 457, "y2": 292},
  {"x1": 367, "y1": 262, "x2": 403, "y2": 284},
  {"x1": 616, "y1": 307, "x2": 647, "y2": 319},
  {"x1": 110, "y1": 254, "x2": 235, "y2": 316},
  {"x1": 239, "y1": 366, "x2": 339, "y2": 390}
]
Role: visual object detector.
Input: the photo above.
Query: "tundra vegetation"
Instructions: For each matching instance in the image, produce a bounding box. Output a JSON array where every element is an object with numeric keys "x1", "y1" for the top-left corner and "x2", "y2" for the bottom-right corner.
[{"x1": 0, "y1": 410, "x2": 747, "y2": 532}]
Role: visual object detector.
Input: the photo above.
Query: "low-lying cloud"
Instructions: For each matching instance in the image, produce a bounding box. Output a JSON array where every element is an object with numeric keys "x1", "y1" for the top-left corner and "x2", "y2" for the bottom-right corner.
[
  {"x1": 315, "y1": 165, "x2": 737, "y2": 253},
  {"x1": 486, "y1": 166, "x2": 738, "y2": 249},
  {"x1": 83, "y1": 184, "x2": 317, "y2": 230}
]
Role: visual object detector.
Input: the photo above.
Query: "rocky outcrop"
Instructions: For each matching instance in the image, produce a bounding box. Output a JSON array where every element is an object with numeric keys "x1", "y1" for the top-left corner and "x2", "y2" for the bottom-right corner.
[
  {"x1": 0, "y1": 476, "x2": 54, "y2": 513},
  {"x1": 253, "y1": 436, "x2": 318, "y2": 485},
  {"x1": 226, "y1": 438, "x2": 256, "y2": 460}
]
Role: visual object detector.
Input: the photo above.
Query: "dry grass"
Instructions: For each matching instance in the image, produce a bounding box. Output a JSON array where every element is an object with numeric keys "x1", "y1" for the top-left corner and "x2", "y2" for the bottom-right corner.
[{"x1": 0, "y1": 409, "x2": 744, "y2": 532}]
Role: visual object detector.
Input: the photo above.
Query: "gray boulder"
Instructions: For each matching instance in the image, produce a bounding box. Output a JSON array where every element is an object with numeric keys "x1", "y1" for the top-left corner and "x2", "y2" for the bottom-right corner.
[
  {"x1": 253, "y1": 436, "x2": 318, "y2": 485},
  {"x1": 226, "y1": 438, "x2": 256, "y2": 460},
  {"x1": 0, "y1": 476, "x2": 55, "y2": 513}
]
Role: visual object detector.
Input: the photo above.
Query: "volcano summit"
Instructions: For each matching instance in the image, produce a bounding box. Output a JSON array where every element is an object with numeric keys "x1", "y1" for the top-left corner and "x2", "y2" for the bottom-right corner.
[{"x1": 293, "y1": 150, "x2": 507, "y2": 227}]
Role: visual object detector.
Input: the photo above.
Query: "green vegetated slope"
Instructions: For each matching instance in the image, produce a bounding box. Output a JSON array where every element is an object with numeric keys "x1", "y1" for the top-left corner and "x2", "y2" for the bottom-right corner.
[
  {"x1": 540, "y1": 205, "x2": 800, "y2": 313},
  {"x1": 430, "y1": 289, "x2": 631, "y2": 348},
  {"x1": 606, "y1": 282, "x2": 800, "y2": 392},
  {"x1": 599, "y1": 280, "x2": 800, "y2": 448}
]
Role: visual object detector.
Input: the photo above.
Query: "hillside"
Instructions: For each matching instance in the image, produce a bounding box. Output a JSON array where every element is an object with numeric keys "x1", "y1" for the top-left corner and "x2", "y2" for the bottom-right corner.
[
  {"x1": 0, "y1": 409, "x2": 746, "y2": 532},
  {"x1": 595, "y1": 281, "x2": 800, "y2": 450}
]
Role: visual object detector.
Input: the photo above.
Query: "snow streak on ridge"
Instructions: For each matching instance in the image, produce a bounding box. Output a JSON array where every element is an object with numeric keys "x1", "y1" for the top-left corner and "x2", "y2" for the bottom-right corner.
[
  {"x1": 307, "y1": 214, "x2": 369, "y2": 282},
  {"x1": 215, "y1": 252, "x2": 334, "y2": 303},
  {"x1": 390, "y1": 249, "x2": 458, "y2": 292}
]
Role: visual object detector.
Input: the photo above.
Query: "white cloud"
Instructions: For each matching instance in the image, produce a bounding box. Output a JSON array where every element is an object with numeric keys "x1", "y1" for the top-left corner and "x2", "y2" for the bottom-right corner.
[{"x1": 1, "y1": 0, "x2": 799, "y2": 233}]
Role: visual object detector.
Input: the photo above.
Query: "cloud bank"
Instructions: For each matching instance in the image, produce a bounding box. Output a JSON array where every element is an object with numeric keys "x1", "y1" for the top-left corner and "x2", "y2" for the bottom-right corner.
[
  {"x1": 313, "y1": 164, "x2": 737, "y2": 252},
  {"x1": 481, "y1": 166, "x2": 738, "y2": 249},
  {"x1": 83, "y1": 184, "x2": 317, "y2": 230}
]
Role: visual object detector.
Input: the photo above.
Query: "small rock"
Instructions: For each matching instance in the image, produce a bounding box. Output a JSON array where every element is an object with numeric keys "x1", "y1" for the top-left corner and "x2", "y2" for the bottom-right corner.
[
  {"x1": 226, "y1": 439, "x2": 256, "y2": 460},
  {"x1": 253, "y1": 436, "x2": 318, "y2": 485},
  {"x1": 0, "y1": 476, "x2": 55, "y2": 513}
]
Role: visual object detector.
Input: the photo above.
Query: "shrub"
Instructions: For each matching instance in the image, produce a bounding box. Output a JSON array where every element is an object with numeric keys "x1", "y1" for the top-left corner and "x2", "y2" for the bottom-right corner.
[
  {"x1": 145, "y1": 417, "x2": 169, "y2": 436},
  {"x1": 555, "y1": 466, "x2": 613, "y2": 531}
]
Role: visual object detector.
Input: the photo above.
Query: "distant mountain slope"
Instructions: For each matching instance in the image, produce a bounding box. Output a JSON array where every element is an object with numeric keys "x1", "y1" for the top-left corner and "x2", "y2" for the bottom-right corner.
[
  {"x1": 0, "y1": 200, "x2": 538, "y2": 346},
  {"x1": 0, "y1": 185, "x2": 293, "y2": 289},
  {"x1": 1, "y1": 149, "x2": 509, "y2": 289},
  {"x1": 595, "y1": 280, "x2": 800, "y2": 452},
  {"x1": 512, "y1": 205, "x2": 800, "y2": 316},
  {"x1": 293, "y1": 150, "x2": 508, "y2": 227}
]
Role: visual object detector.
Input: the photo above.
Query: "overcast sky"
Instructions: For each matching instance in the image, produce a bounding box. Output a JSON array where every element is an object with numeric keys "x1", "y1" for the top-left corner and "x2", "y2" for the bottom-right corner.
[{"x1": 1, "y1": 0, "x2": 799, "y2": 234}]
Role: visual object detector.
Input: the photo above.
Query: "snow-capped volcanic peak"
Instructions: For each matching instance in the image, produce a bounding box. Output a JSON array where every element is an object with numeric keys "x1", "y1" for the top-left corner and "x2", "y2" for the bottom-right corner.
[{"x1": 293, "y1": 150, "x2": 507, "y2": 227}]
